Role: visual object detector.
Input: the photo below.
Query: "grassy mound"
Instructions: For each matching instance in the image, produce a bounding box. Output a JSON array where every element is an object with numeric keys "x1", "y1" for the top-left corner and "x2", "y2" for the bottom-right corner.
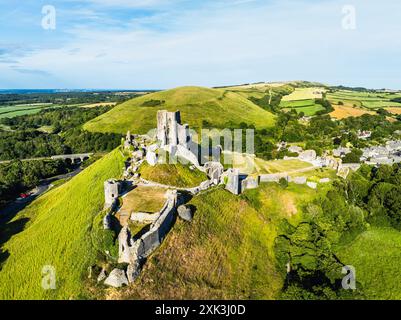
[
  {"x1": 337, "y1": 227, "x2": 401, "y2": 299},
  {"x1": 107, "y1": 183, "x2": 324, "y2": 300},
  {"x1": 83, "y1": 86, "x2": 276, "y2": 134},
  {"x1": 139, "y1": 162, "x2": 207, "y2": 188},
  {"x1": 0, "y1": 149, "x2": 124, "y2": 299}
]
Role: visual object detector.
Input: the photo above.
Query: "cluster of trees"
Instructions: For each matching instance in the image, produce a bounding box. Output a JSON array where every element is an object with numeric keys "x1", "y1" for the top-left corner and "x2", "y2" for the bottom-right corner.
[
  {"x1": 1, "y1": 105, "x2": 113, "y2": 132},
  {"x1": 390, "y1": 97, "x2": 401, "y2": 103},
  {"x1": 347, "y1": 164, "x2": 401, "y2": 228},
  {"x1": 0, "y1": 105, "x2": 123, "y2": 205},
  {"x1": 248, "y1": 85, "x2": 294, "y2": 113},
  {"x1": 314, "y1": 98, "x2": 334, "y2": 115},
  {"x1": 275, "y1": 179, "x2": 366, "y2": 299},
  {"x1": 0, "y1": 106, "x2": 122, "y2": 161},
  {"x1": 141, "y1": 99, "x2": 165, "y2": 107},
  {"x1": 0, "y1": 130, "x2": 67, "y2": 160},
  {"x1": 274, "y1": 163, "x2": 401, "y2": 299},
  {"x1": 0, "y1": 91, "x2": 142, "y2": 107},
  {"x1": 0, "y1": 159, "x2": 74, "y2": 208}
]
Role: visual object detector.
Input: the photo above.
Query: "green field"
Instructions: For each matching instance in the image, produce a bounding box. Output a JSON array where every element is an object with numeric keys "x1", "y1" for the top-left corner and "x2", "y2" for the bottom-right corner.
[
  {"x1": 0, "y1": 102, "x2": 114, "y2": 120},
  {"x1": 337, "y1": 227, "x2": 401, "y2": 299},
  {"x1": 279, "y1": 89, "x2": 327, "y2": 116},
  {"x1": 0, "y1": 149, "x2": 124, "y2": 299},
  {"x1": 0, "y1": 104, "x2": 63, "y2": 119},
  {"x1": 83, "y1": 86, "x2": 276, "y2": 134}
]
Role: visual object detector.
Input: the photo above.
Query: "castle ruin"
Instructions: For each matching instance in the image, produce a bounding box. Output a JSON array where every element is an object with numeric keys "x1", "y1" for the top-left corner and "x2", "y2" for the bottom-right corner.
[
  {"x1": 157, "y1": 110, "x2": 191, "y2": 149},
  {"x1": 104, "y1": 179, "x2": 121, "y2": 209}
]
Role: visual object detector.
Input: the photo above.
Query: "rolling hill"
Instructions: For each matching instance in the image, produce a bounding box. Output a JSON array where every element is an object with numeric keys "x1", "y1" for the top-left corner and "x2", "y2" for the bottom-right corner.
[
  {"x1": 102, "y1": 183, "x2": 327, "y2": 300},
  {"x1": 83, "y1": 86, "x2": 276, "y2": 134}
]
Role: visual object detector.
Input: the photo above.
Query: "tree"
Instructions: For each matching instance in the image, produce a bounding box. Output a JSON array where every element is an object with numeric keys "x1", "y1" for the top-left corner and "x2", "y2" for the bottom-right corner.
[
  {"x1": 342, "y1": 149, "x2": 363, "y2": 163},
  {"x1": 279, "y1": 177, "x2": 288, "y2": 189}
]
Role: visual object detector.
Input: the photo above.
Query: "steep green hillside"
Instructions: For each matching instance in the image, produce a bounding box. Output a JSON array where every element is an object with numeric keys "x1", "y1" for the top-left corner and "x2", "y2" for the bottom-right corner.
[
  {"x1": 0, "y1": 149, "x2": 124, "y2": 299},
  {"x1": 83, "y1": 86, "x2": 276, "y2": 134}
]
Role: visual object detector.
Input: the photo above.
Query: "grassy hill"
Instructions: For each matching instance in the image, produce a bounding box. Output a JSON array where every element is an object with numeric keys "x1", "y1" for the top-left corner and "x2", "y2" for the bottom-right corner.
[
  {"x1": 83, "y1": 86, "x2": 276, "y2": 134},
  {"x1": 104, "y1": 182, "x2": 325, "y2": 300},
  {"x1": 0, "y1": 149, "x2": 124, "y2": 299}
]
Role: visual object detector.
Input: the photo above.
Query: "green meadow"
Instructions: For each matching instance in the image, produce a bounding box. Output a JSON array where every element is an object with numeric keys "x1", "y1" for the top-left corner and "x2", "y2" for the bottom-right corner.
[
  {"x1": 0, "y1": 149, "x2": 124, "y2": 299},
  {"x1": 280, "y1": 99, "x2": 325, "y2": 116},
  {"x1": 0, "y1": 104, "x2": 61, "y2": 119}
]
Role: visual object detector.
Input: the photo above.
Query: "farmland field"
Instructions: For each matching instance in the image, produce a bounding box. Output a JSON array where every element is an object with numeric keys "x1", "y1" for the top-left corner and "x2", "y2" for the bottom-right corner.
[
  {"x1": 327, "y1": 90, "x2": 401, "y2": 109},
  {"x1": 385, "y1": 107, "x2": 401, "y2": 115},
  {"x1": 330, "y1": 104, "x2": 375, "y2": 119},
  {"x1": 279, "y1": 88, "x2": 327, "y2": 116},
  {"x1": 280, "y1": 99, "x2": 325, "y2": 116},
  {"x1": 281, "y1": 87, "x2": 326, "y2": 101},
  {"x1": 0, "y1": 104, "x2": 58, "y2": 119},
  {"x1": 0, "y1": 102, "x2": 118, "y2": 119}
]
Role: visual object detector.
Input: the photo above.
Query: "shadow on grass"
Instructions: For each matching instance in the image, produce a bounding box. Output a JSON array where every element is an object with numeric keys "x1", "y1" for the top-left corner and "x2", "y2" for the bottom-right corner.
[{"x1": 0, "y1": 196, "x2": 34, "y2": 267}]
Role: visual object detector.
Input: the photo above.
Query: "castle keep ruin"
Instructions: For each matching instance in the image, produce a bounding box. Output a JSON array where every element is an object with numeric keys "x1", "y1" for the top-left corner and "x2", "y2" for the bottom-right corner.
[{"x1": 157, "y1": 110, "x2": 191, "y2": 149}]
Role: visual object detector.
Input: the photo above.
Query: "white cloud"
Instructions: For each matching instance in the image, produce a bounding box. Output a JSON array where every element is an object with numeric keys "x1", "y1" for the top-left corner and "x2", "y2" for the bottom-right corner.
[{"x1": 3, "y1": 0, "x2": 401, "y2": 89}]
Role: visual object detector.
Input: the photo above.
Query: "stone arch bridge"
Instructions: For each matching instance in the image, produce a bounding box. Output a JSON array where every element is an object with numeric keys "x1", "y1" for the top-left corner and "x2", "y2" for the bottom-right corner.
[
  {"x1": 50, "y1": 153, "x2": 94, "y2": 163},
  {"x1": 0, "y1": 153, "x2": 94, "y2": 165}
]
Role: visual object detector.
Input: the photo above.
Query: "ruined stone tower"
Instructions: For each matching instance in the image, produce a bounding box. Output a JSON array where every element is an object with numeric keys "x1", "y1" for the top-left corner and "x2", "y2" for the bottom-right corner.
[
  {"x1": 157, "y1": 110, "x2": 191, "y2": 148},
  {"x1": 104, "y1": 179, "x2": 121, "y2": 209},
  {"x1": 225, "y1": 168, "x2": 241, "y2": 195}
]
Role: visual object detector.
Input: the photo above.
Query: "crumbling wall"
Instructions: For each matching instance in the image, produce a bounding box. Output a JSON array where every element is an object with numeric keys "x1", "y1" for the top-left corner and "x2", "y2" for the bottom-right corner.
[
  {"x1": 133, "y1": 191, "x2": 181, "y2": 258},
  {"x1": 118, "y1": 190, "x2": 183, "y2": 276}
]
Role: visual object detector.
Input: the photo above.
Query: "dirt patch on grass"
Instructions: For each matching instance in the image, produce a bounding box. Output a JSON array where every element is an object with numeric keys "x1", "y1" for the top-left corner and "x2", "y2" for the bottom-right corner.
[{"x1": 119, "y1": 186, "x2": 166, "y2": 218}]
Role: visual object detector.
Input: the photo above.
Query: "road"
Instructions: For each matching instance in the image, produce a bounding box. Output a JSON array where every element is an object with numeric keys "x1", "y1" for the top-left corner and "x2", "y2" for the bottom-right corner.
[{"x1": 0, "y1": 168, "x2": 82, "y2": 224}]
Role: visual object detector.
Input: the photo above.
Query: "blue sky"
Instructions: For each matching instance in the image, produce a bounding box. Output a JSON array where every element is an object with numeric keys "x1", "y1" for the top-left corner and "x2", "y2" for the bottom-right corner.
[{"x1": 0, "y1": 0, "x2": 400, "y2": 89}]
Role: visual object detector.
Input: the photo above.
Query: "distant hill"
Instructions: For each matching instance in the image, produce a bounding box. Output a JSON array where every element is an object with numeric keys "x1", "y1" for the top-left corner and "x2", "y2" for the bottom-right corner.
[{"x1": 83, "y1": 86, "x2": 276, "y2": 134}]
